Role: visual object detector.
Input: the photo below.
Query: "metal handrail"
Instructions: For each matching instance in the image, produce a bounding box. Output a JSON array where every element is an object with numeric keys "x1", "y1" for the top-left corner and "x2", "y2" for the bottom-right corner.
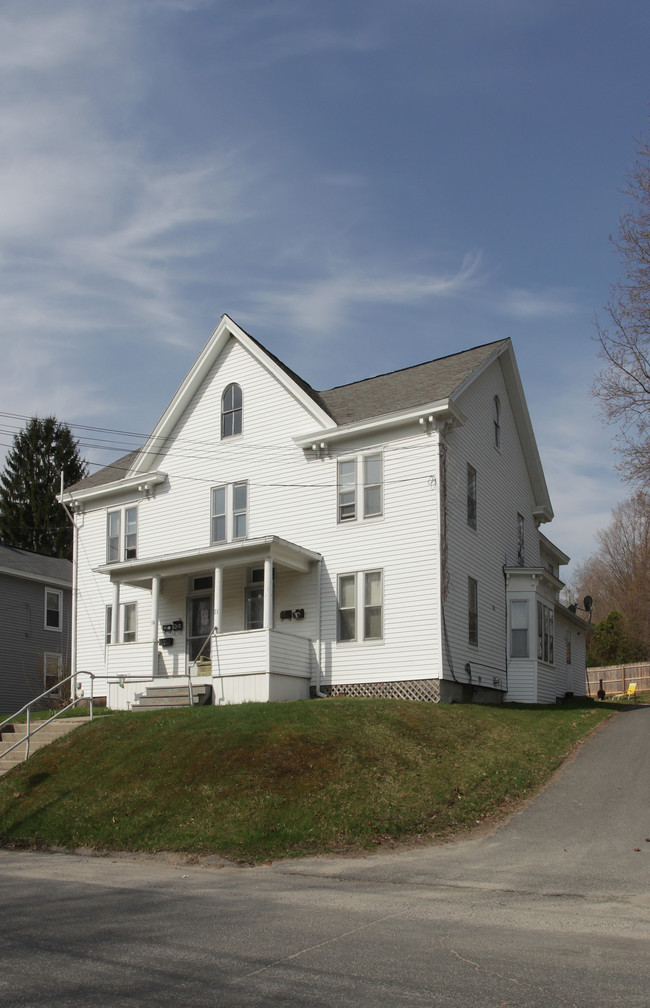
[
  {"x1": 187, "y1": 628, "x2": 216, "y2": 705},
  {"x1": 0, "y1": 672, "x2": 95, "y2": 763}
]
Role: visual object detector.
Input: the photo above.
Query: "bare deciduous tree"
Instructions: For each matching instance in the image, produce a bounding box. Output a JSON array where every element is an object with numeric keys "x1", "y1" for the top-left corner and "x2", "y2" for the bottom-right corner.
[
  {"x1": 567, "y1": 492, "x2": 650, "y2": 651},
  {"x1": 594, "y1": 140, "x2": 650, "y2": 485}
]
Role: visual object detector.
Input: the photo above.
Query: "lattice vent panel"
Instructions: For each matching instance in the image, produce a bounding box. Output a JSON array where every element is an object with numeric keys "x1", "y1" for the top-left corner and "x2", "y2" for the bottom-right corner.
[{"x1": 322, "y1": 679, "x2": 441, "y2": 703}]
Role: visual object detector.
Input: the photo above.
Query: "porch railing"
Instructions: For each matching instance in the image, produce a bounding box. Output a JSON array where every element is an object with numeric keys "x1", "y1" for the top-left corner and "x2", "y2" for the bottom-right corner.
[{"x1": 0, "y1": 672, "x2": 95, "y2": 763}]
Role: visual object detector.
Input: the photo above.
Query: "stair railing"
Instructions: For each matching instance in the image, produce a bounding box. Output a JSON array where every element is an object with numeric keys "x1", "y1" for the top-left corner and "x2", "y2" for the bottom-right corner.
[
  {"x1": 0, "y1": 672, "x2": 95, "y2": 764},
  {"x1": 187, "y1": 629, "x2": 216, "y2": 705}
]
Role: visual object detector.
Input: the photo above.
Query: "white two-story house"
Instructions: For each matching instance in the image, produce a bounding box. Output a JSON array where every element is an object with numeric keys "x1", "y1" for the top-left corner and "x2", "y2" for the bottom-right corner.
[{"x1": 62, "y1": 315, "x2": 586, "y2": 708}]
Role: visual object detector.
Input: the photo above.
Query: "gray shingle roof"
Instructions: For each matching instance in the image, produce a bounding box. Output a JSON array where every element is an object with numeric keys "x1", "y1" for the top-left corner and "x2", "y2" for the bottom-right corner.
[
  {"x1": 66, "y1": 450, "x2": 140, "y2": 495},
  {"x1": 318, "y1": 340, "x2": 507, "y2": 425},
  {"x1": 0, "y1": 543, "x2": 72, "y2": 585}
]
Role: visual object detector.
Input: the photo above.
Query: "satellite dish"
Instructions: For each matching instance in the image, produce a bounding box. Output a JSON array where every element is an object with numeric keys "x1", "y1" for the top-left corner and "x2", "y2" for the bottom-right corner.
[{"x1": 584, "y1": 596, "x2": 593, "y2": 611}]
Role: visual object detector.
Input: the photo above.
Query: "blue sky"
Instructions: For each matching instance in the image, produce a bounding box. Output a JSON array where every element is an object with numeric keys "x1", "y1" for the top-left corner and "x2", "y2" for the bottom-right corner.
[{"x1": 1, "y1": 0, "x2": 649, "y2": 573}]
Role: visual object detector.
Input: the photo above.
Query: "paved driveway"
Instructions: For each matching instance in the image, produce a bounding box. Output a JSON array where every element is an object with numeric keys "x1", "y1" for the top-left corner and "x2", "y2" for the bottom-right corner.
[{"x1": 1, "y1": 706, "x2": 648, "y2": 1007}]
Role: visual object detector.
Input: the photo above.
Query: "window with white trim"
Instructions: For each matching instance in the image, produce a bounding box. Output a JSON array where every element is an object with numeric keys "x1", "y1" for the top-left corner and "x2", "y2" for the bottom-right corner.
[
  {"x1": 122, "y1": 602, "x2": 137, "y2": 644},
  {"x1": 211, "y1": 482, "x2": 248, "y2": 543},
  {"x1": 337, "y1": 570, "x2": 383, "y2": 642},
  {"x1": 337, "y1": 452, "x2": 383, "y2": 523},
  {"x1": 44, "y1": 653, "x2": 63, "y2": 693},
  {"x1": 510, "y1": 600, "x2": 529, "y2": 658},
  {"x1": 107, "y1": 507, "x2": 138, "y2": 562},
  {"x1": 105, "y1": 605, "x2": 113, "y2": 645},
  {"x1": 537, "y1": 601, "x2": 554, "y2": 663},
  {"x1": 221, "y1": 383, "x2": 242, "y2": 438},
  {"x1": 45, "y1": 588, "x2": 62, "y2": 630},
  {"x1": 467, "y1": 464, "x2": 477, "y2": 529},
  {"x1": 468, "y1": 577, "x2": 478, "y2": 646}
]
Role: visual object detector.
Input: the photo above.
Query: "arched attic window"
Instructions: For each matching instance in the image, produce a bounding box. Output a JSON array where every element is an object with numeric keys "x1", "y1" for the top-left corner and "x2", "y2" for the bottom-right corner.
[
  {"x1": 493, "y1": 395, "x2": 501, "y2": 449},
  {"x1": 222, "y1": 383, "x2": 242, "y2": 438}
]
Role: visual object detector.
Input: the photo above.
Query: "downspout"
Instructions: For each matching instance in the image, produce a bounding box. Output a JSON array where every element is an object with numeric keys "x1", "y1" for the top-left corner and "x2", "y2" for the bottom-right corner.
[
  {"x1": 314, "y1": 556, "x2": 327, "y2": 697},
  {"x1": 60, "y1": 473, "x2": 78, "y2": 699}
]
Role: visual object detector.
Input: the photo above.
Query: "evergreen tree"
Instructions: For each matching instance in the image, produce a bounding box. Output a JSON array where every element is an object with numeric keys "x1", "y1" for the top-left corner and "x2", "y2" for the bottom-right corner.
[
  {"x1": 0, "y1": 416, "x2": 88, "y2": 560},
  {"x1": 587, "y1": 611, "x2": 648, "y2": 668}
]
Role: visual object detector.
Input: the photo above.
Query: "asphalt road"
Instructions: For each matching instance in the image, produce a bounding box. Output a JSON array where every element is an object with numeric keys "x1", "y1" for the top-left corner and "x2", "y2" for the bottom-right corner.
[{"x1": 1, "y1": 706, "x2": 648, "y2": 1007}]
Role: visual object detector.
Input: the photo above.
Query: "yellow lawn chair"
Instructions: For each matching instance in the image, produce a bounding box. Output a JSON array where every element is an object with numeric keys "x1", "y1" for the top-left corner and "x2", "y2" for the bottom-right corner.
[{"x1": 610, "y1": 682, "x2": 637, "y2": 702}]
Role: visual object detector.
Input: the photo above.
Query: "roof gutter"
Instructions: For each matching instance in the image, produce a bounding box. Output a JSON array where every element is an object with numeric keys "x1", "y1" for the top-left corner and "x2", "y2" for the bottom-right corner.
[{"x1": 294, "y1": 399, "x2": 467, "y2": 450}]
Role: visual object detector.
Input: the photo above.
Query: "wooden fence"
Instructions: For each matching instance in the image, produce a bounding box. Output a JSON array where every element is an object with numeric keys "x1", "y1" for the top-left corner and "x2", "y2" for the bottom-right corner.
[{"x1": 586, "y1": 662, "x2": 650, "y2": 697}]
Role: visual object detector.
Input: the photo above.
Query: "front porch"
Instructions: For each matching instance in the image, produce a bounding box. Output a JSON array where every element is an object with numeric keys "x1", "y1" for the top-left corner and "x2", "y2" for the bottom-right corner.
[
  {"x1": 96, "y1": 535, "x2": 321, "y2": 708},
  {"x1": 106, "y1": 628, "x2": 313, "y2": 709}
]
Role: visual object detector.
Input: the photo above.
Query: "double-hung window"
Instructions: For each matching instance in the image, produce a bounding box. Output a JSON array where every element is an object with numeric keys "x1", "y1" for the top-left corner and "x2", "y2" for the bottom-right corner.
[
  {"x1": 537, "y1": 602, "x2": 554, "y2": 663},
  {"x1": 45, "y1": 588, "x2": 62, "y2": 630},
  {"x1": 510, "y1": 600, "x2": 529, "y2": 657},
  {"x1": 517, "y1": 513, "x2": 525, "y2": 566},
  {"x1": 337, "y1": 570, "x2": 383, "y2": 642},
  {"x1": 337, "y1": 452, "x2": 383, "y2": 523},
  {"x1": 122, "y1": 602, "x2": 137, "y2": 644},
  {"x1": 467, "y1": 464, "x2": 477, "y2": 529},
  {"x1": 468, "y1": 577, "x2": 478, "y2": 646},
  {"x1": 211, "y1": 482, "x2": 248, "y2": 543},
  {"x1": 107, "y1": 507, "x2": 138, "y2": 562},
  {"x1": 44, "y1": 653, "x2": 63, "y2": 693}
]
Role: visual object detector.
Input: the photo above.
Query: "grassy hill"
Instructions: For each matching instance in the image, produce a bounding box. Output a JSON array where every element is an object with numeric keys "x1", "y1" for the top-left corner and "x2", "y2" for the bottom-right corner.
[{"x1": 0, "y1": 697, "x2": 615, "y2": 862}]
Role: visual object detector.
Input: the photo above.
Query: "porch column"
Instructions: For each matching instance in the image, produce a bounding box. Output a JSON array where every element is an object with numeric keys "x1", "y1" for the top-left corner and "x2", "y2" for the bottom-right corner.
[
  {"x1": 263, "y1": 556, "x2": 274, "y2": 630},
  {"x1": 213, "y1": 566, "x2": 223, "y2": 634},
  {"x1": 111, "y1": 582, "x2": 120, "y2": 645},
  {"x1": 151, "y1": 575, "x2": 161, "y2": 676}
]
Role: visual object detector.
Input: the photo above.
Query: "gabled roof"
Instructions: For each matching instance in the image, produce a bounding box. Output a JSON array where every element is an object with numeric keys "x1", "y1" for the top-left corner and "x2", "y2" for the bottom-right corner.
[
  {"x1": 64, "y1": 318, "x2": 551, "y2": 522},
  {"x1": 0, "y1": 543, "x2": 72, "y2": 588},
  {"x1": 319, "y1": 340, "x2": 506, "y2": 425},
  {"x1": 128, "y1": 315, "x2": 334, "y2": 477}
]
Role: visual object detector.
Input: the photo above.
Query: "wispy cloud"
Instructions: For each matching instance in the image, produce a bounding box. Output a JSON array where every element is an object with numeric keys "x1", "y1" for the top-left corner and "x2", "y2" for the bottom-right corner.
[
  {"x1": 244, "y1": 253, "x2": 483, "y2": 333},
  {"x1": 495, "y1": 286, "x2": 581, "y2": 320}
]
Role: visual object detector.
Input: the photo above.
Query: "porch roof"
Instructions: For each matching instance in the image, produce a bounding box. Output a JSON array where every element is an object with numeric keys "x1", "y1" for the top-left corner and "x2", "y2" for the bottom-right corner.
[{"x1": 96, "y1": 535, "x2": 321, "y2": 586}]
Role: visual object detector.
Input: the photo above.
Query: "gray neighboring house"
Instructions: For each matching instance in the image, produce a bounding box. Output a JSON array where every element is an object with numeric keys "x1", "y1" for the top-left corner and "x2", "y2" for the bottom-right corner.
[{"x1": 0, "y1": 544, "x2": 72, "y2": 716}]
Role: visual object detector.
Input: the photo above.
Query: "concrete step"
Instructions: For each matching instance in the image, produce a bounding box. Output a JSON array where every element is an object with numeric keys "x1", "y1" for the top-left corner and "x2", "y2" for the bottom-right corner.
[
  {"x1": 0, "y1": 717, "x2": 91, "y2": 777},
  {"x1": 131, "y1": 683, "x2": 211, "y2": 711}
]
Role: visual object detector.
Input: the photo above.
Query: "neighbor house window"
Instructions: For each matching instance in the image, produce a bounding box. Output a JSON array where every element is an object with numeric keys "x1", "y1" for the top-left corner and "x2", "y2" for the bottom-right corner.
[
  {"x1": 105, "y1": 605, "x2": 113, "y2": 646},
  {"x1": 467, "y1": 464, "x2": 477, "y2": 529},
  {"x1": 468, "y1": 577, "x2": 478, "y2": 646},
  {"x1": 211, "y1": 482, "x2": 248, "y2": 543},
  {"x1": 107, "y1": 507, "x2": 138, "y2": 562},
  {"x1": 338, "y1": 453, "x2": 383, "y2": 523},
  {"x1": 45, "y1": 589, "x2": 62, "y2": 630},
  {"x1": 337, "y1": 570, "x2": 383, "y2": 642},
  {"x1": 537, "y1": 602, "x2": 554, "y2": 663},
  {"x1": 493, "y1": 396, "x2": 501, "y2": 449},
  {"x1": 44, "y1": 653, "x2": 63, "y2": 694},
  {"x1": 510, "y1": 600, "x2": 529, "y2": 658},
  {"x1": 221, "y1": 383, "x2": 242, "y2": 438},
  {"x1": 122, "y1": 602, "x2": 137, "y2": 644}
]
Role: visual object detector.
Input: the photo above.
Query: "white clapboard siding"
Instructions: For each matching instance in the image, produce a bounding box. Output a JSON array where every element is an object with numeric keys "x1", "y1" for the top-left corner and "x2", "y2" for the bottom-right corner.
[
  {"x1": 440, "y1": 360, "x2": 542, "y2": 692},
  {"x1": 72, "y1": 326, "x2": 575, "y2": 706}
]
